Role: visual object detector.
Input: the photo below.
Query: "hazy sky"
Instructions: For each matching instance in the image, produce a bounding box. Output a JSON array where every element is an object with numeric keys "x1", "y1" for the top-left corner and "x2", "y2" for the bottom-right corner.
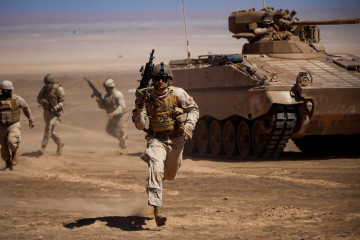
[
  {"x1": 1, "y1": 0, "x2": 360, "y2": 13},
  {"x1": 0, "y1": 0, "x2": 359, "y2": 74}
]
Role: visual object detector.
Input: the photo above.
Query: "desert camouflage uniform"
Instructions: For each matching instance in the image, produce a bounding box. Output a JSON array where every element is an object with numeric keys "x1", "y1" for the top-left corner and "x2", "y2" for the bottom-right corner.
[
  {"x1": 132, "y1": 86, "x2": 199, "y2": 207},
  {"x1": 37, "y1": 84, "x2": 65, "y2": 149},
  {"x1": 0, "y1": 95, "x2": 34, "y2": 168},
  {"x1": 98, "y1": 89, "x2": 129, "y2": 150}
]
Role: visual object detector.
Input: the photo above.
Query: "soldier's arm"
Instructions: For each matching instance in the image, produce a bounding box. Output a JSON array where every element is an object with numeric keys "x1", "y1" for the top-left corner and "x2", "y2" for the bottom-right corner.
[
  {"x1": 132, "y1": 107, "x2": 148, "y2": 130},
  {"x1": 56, "y1": 86, "x2": 65, "y2": 111},
  {"x1": 37, "y1": 87, "x2": 45, "y2": 104},
  {"x1": 174, "y1": 88, "x2": 199, "y2": 132},
  {"x1": 16, "y1": 95, "x2": 35, "y2": 124},
  {"x1": 112, "y1": 91, "x2": 126, "y2": 116}
]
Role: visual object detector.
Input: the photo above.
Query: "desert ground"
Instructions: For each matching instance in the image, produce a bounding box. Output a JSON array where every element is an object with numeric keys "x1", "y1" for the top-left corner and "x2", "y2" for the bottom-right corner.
[{"x1": 0, "y1": 71, "x2": 359, "y2": 240}]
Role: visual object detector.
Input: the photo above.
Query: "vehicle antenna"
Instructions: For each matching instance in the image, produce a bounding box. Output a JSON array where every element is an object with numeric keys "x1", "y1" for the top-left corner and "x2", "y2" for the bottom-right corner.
[
  {"x1": 263, "y1": 0, "x2": 266, "y2": 8},
  {"x1": 182, "y1": 0, "x2": 191, "y2": 64}
]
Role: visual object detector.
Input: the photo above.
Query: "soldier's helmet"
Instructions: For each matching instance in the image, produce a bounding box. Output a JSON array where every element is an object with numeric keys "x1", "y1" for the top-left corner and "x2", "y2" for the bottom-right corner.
[
  {"x1": 103, "y1": 78, "x2": 115, "y2": 88},
  {"x1": 1, "y1": 80, "x2": 14, "y2": 90},
  {"x1": 261, "y1": 12, "x2": 274, "y2": 25},
  {"x1": 44, "y1": 73, "x2": 55, "y2": 84},
  {"x1": 152, "y1": 62, "x2": 173, "y2": 80}
]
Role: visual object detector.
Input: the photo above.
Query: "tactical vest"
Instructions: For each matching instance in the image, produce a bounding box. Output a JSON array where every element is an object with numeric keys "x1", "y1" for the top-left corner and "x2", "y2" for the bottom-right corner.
[
  {"x1": 146, "y1": 86, "x2": 181, "y2": 133},
  {"x1": 43, "y1": 84, "x2": 60, "y2": 111},
  {"x1": 0, "y1": 94, "x2": 20, "y2": 125},
  {"x1": 103, "y1": 89, "x2": 128, "y2": 114}
]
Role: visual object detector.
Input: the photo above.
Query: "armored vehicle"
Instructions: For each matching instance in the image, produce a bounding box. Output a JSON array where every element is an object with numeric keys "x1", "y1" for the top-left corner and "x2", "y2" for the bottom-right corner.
[{"x1": 169, "y1": 7, "x2": 360, "y2": 159}]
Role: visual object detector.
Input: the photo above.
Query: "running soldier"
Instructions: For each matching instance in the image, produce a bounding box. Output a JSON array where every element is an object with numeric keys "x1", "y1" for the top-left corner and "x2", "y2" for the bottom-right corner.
[
  {"x1": 132, "y1": 62, "x2": 199, "y2": 226},
  {"x1": 0, "y1": 80, "x2": 34, "y2": 170},
  {"x1": 37, "y1": 73, "x2": 65, "y2": 155},
  {"x1": 96, "y1": 78, "x2": 129, "y2": 154}
]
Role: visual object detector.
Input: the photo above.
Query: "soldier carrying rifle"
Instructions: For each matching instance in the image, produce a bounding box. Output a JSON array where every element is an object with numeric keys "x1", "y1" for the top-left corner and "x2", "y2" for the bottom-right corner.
[
  {"x1": 37, "y1": 73, "x2": 65, "y2": 156},
  {"x1": 132, "y1": 50, "x2": 199, "y2": 226},
  {"x1": 84, "y1": 77, "x2": 129, "y2": 155}
]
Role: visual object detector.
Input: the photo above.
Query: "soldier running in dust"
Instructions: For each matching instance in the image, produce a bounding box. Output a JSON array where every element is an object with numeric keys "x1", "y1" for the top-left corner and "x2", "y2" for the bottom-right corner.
[
  {"x1": 132, "y1": 62, "x2": 199, "y2": 226},
  {"x1": 96, "y1": 78, "x2": 129, "y2": 155},
  {"x1": 0, "y1": 80, "x2": 34, "y2": 170},
  {"x1": 37, "y1": 73, "x2": 65, "y2": 156}
]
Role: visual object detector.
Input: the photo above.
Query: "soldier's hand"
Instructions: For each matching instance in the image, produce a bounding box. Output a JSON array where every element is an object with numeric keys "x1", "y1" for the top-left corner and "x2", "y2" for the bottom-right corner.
[
  {"x1": 107, "y1": 113, "x2": 114, "y2": 120},
  {"x1": 267, "y1": 27, "x2": 276, "y2": 33},
  {"x1": 29, "y1": 121, "x2": 35, "y2": 129},
  {"x1": 183, "y1": 126, "x2": 193, "y2": 140},
  {"x1": 96, "y1": 97, "x2": 101, "y2": 103}
]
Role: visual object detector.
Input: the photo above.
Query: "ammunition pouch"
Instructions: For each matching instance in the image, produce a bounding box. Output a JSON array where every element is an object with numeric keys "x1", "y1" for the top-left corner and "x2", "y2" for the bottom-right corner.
[
  {"x1": 176, "y1": 112, "x2": 188, "y2": 129},
  {"x1": 0, "y1": 96, "x2": 20, "y2": 125},
  {"x1": 150, "y1": 116, "x2": 176, "y2": 132}
]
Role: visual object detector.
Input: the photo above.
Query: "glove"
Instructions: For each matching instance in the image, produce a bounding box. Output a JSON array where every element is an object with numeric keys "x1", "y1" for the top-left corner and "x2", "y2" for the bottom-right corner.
[
  {"x1": 41, "y1": 99, "x2": 49, "y2": 109},
  {"x1": 183, "y1": 125, "x2": 193, "y2": 140},
  {"x1": 135, "y1": 89, "x2": 147, "y2": 110}
]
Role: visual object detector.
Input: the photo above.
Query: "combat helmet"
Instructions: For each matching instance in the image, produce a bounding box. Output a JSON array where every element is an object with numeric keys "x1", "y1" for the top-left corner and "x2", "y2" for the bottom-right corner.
[
  {"x1": 103, "y1": 78, "x2": 115, "y2": 88},
  {"x1": 152, "y1": 62, "x2": 173, "y2": 83},
  {"x1": 1, "y1": 80, "x2": 14, "y2": 90},
  {"x1": 44, "y1": 73, "x2": 55, "y2": 84},
  {"x1": 261, "y1": 12, "x2": 274, "y2": 25}
]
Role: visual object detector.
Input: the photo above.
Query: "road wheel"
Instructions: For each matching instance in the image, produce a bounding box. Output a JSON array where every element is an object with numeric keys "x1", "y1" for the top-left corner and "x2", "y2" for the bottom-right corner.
[
  {"x1": 252, "y1": 119, "x2": 269, "y2": 159},
  {"x1": 195, "y1": 119, "x2": 209, "y2": 154},
  {"x1": 223, "y1": 120, "x2": 236, "y2": 156},
  {"x1": 237, "y1": 120, "x2": 251, "y2": 159},
  {"x1": 209, "y1": 120, "x2": 222, "y2": 155}
]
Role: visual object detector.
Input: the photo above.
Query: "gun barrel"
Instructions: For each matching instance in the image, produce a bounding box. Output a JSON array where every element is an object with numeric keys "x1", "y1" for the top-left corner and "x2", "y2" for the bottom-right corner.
[{"x1": 291, "y1": 18, "x2": 360, "y2": 26}]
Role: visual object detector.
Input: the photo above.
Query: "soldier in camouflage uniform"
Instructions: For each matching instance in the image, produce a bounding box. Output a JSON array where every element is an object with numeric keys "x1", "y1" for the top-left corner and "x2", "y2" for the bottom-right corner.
[
  {"x1": 254, "y1": 12, "x2": 293, "y2": 40},
  {"x1": 37, "y1": 74, "x2": 65, "y2": 156},
  {"x1": 0, "y1": 80, "x2": 34, "y2": 170},
  {"x1": 96, "y1": 78, "x2": 129, "y2": 154},
  {"x1": 132, "y1": 62, "x2": 199, "y2": 226}
]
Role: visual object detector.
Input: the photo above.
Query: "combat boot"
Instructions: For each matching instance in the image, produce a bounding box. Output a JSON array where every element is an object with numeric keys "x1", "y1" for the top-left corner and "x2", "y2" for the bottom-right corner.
[
  {"x1": 118, "y1": 147, "x2": 128, "y2": 155},
  {"x1": 2, "y1": 160, "x2": 13, "y2": 171},
  {"x1": 56, "y1": 141, "x2": 64, "y2": 156},
  {"x1": 39, "y1": 146, "x2": 45, "y2": 156},
  {"x1": 154, "y1": 206, "x2": 167, "y2": 227},
  {"x1": 11, "y1": 150, "x2": 19, "y2": 166}
]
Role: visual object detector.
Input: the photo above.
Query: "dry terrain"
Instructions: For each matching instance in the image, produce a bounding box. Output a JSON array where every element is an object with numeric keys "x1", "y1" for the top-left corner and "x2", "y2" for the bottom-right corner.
[{"x1": 0, "y1": 72, "x2": 359, "y2": 240}]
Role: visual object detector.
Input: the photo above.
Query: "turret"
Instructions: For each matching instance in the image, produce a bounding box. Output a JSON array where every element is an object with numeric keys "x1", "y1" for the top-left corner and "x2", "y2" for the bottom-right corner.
[{"x1": 229, "y1": 8, "x2": 360, "y2": 57}]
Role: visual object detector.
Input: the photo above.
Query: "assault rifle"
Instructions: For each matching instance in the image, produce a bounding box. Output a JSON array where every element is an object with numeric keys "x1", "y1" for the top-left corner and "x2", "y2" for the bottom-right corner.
[
  {"x1": 138, "y1": 49, "x2": 155, "y2": 90},
  {"x1": 83, "y1": 77, "x2": 104, "y2": 103},
  {"x1": 43, "y1": 94, "x2": 61, "y2": 122}
]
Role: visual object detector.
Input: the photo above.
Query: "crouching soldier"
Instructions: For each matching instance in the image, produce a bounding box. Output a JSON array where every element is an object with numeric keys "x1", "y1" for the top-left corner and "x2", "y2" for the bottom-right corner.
[
  {"x1": 0, "y1": 80, "x2": 34, "y2": 170},
  {"x1": 132, "y1": 62, "x2": 199, "y2": 226}
]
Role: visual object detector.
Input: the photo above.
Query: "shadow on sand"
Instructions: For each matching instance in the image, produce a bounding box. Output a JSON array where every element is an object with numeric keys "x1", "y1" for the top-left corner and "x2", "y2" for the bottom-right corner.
[
  {"x1": 21, "y1": 150, "x2": 43, "y2": 158},
  {"x1": 63, "y1": 216, "x2": 153, "y2": 231}
]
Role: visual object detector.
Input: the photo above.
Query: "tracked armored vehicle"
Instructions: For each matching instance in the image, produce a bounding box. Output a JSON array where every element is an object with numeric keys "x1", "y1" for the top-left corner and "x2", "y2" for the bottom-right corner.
[{"x1": 169, "y1": 8, "x2": 360, "y2": 159}]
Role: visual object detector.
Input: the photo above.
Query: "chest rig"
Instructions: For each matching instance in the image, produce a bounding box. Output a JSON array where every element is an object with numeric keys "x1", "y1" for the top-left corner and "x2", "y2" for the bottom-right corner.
[
  {"x1": 42, "y1": 84, "x2": 60, "y2": 111},
  {"x1": 0, "y1": 94, "x2": 20, "y2": 125},
  {"x1": 146, "y1": 86, "x2": 181, "y2": 133},
  {"x1": 103, "y1": 89, "x2": 118, "y2": 114}
]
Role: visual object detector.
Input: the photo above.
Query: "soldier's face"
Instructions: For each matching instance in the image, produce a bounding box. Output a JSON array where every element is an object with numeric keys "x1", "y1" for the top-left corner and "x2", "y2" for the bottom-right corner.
[
  {"x1": 105, "y1": 86, "x2": 113, "y2": 93},
  {"x1": 153, "y1": 76, "x2": 169, "y2": 91},
  {"x1": 1, "y1": 89, "x2": 12, "y2": 99},
  {"x1": 45, "y1": 82, "x2": 54, "y2": 90}
]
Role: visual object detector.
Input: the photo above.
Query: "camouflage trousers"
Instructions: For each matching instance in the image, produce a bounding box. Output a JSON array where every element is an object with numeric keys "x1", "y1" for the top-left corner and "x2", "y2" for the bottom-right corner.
[
  {"x1": 140, "y1": 135, "x2": 186, "y2": 207},
  {"x1": 105, "y1": 112, "x2": 129, "y2": 149},
  {"x1": 41, "y1": 110, "x2": 61, "y2": 148},
  {"x1": 0, "y1": 122, "x2": 21, "y2": 163}
]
